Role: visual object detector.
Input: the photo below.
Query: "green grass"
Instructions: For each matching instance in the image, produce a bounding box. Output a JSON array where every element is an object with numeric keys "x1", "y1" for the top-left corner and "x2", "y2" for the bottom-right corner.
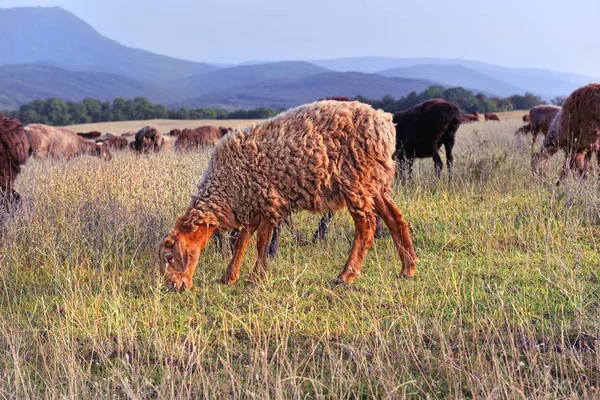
[{"x1": 1, "y1": 119, "x2": 599, "y2": 398}]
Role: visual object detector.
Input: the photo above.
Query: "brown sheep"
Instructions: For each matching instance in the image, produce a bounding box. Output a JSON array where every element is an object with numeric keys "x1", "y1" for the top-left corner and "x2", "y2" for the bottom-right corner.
[
  {"x1": 473, "y1": 112, "x2": 480, "y2": 121},
  {"x1": 461, "y1": 113, "x2": 478, "y2": 123},
  {"x1": 121, "y1": 131, "x2": 136, "y2": 138},
  {"x1": 528, "y1": 105, "x2": 561, "y2": 146},
  {"x1": 484, "y1": 113, "x2": 500, "y2": 122},
  {"x1": 515, "y1": 123, "x2": 532, "y2": 137},
  {"x1": 25, "y1": 124, "x2": 112, "y2": 161},
  {"x1": 0, "y1": 115, "x2": 30, "y2": 213},
  {"x1": 174, "y1": 126, "x2": 229, "y2": 151},
  {"x1": 169, "y1": 129, "x2": 182, "y2": 136},
  {"x1": 532, "y1": 84, "x2": 600, "y2": 181},
  {"x1": 133, "y1": 125, "x2": 165, "y2": 153},
  {"x1": 96, "y1": 134, "x2": 128, "y2": 150},
  {"x1": 523, "y1": 114, "x2": 530, "y2": 122},
  {"x1": 158, "y1": 100, "x2": 417, "y2": 290},
  {"x1": 77, "y1": 131, "x2": 102, "y2": 140}
]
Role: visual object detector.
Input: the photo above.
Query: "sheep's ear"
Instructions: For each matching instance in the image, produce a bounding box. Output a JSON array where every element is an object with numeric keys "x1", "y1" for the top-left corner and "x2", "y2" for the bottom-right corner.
[
  {"x1": 164, "y1": 237, "x2": 175, "y2": 247},
  {"x1": 174, "y1": 239, "x2": 189, "y2": 272}
]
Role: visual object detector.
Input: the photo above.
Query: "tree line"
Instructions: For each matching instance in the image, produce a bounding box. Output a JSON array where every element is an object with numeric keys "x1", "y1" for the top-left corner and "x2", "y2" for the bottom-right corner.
[
  {"x1": 356, "y1": 86, "x2": 544, "y2": 114},
  {"x1": 3, "y1": 86, "x2": 548, "y2": 126},
  {"x1": 4, "y1": 97, "x2": 281, "y2": 126}
]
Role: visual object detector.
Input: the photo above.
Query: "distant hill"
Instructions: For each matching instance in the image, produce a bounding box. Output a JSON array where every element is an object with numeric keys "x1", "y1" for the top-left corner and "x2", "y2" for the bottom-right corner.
[
  {"x1": 174, "y1": 72, "x2": 434, "y2": 109},
  {"x1": 378, "y1": 64, "x2": 528, "y2": 97},
  {"x1": 310, "y1": 57, "x2": 599, "y2": 98},
  {"x1": 0, "y1": 64, "x2": 174, "y2": 109},
  {"x1": 168, "y1": 61, "x2": 331, "y2": 98},
  {"x1": 0, "y1": 7, "x2": 219, "y2": 82}
]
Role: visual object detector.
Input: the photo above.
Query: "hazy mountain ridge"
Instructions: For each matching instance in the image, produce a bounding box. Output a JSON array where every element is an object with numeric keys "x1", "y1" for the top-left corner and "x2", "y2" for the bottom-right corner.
[{"x1": 173, "y1": 72, "x2": 435, "y2": 110}]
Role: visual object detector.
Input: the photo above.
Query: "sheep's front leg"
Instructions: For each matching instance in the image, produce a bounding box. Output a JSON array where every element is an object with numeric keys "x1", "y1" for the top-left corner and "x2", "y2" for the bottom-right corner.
[
  {"x1": 249, "y1": 216, "x2": 276, "y2": 284},
  {"x1": 220, "y1": 226, "x2": 255, "y2": 284}
]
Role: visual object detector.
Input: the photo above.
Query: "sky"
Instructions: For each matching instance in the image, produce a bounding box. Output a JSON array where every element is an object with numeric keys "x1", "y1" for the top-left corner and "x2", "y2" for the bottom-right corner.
[{"x1": 1, "y1": 0, "x2": 599, "y2": 76}]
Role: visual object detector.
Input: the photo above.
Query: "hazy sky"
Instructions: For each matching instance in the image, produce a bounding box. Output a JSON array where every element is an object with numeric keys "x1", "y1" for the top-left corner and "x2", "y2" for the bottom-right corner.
[{"x1": 1, "y1": 0, "x2": 599, "y2": 75}]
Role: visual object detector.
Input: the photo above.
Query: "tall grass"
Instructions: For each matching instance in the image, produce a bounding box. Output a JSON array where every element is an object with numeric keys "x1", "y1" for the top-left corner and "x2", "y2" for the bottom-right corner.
[{"x1": 1, "y1": 119, "x2": 599, "y2": 398}]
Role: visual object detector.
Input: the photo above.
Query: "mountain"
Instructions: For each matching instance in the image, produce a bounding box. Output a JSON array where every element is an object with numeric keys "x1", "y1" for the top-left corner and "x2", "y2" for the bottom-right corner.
[
  {"x1": 0, "y1": 64, "x2": 174, "y2": 109},
  {"x1": 168, "y1": 61, "x2": 331, "y2": 98},
  {"x1": 310, "y1": 57, "x2": 599, "y2": 98},
  {"x1": 379, "y1": 64, "x2": 528, "y2": 97},
  {"x1": 0, "y1": 7, "x2": 219, "y2": 82},
  {"x1": 174, "y1": 72, "x2": 434, "y2": 109}
]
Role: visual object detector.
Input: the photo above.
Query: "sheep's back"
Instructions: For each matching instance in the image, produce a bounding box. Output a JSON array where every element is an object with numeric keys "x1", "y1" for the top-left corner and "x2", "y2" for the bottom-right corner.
[{"x1": 201, "y1": 101, "x2": 396, "y2": 222}]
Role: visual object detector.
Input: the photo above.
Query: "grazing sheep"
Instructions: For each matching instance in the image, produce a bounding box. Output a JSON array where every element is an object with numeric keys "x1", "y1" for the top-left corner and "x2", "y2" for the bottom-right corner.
[
  {"x1": 25, "y1": 124, "x2": 112, "y2": 161},
  {"x1": 461, "y1": 113, "x2": 478, "y2": 123},
  {"x1": 0, "y1": 115, "x2": 30, "y2": 214},
  {"x1": 484, "y1": 113, "x2": 500, "y2": 122},
  {"x1": 528, "y1": 105, "x2": 561, "y2": 146},
  {"x1": 532, "y1": 84, "x2": 600, "y2": 181},
  {"x1": 169, "y1": 129, "x2": 182, "y2": 136},
  {"x1": 523, "y1": 114, "x2": 530, "y2": 122},
  {"x1": 158, "y1": 100, "x2": 417, "y2": 290},
  {"x1": 96, "y1": 134, "x2": 128, "y2": 150},
  {"x1": 77, "y1": 131, "x2": 102, "y2": 140},
  {"x1": 393, "y1": 99, "x2": 462, "y2": 180},
  {"x1": 133, "y1": 125, "x2": 165, "y2": 153},
  {"x1": 174, "y1": 126, "x2": 230, "y2": 151},
  {"x1": 515, "y1": 123, "x2": 532, "y2": 137}
]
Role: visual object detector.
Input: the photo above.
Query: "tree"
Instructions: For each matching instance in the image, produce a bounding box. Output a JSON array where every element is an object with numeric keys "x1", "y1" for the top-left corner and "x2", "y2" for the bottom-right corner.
[{"x1": 550, "y1": 96, "x2": 567, "y2": 107}]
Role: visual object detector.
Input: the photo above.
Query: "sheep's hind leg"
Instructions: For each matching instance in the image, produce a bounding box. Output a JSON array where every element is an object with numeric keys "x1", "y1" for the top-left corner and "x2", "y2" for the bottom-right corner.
[
  {"x1": 220, "y1": 225, "x2": 255, "y2": 285},
  {"x1": 335, "y1": 206, "x2": 376, "y2": 285},
  {"x1": 249, "y1": 216, "x2": 277, "y2": 284},
  {"x1": 374, "y1": 193, "x2": 418, "y2": 278},
  {"x1": 312, "y1": 211, "x2": 334, "y2": 244}
]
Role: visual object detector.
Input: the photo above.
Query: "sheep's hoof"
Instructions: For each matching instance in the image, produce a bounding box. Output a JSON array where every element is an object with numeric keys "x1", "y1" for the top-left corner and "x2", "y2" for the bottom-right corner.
[{"x1": 400, "y1": 274, "x2": 414, "y2": 279}]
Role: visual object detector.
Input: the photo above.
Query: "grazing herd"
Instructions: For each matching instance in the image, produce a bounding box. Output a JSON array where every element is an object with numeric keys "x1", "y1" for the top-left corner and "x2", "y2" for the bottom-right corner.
[{"x1": 1, "y1": 83, "x2": 600, "y2": 289}]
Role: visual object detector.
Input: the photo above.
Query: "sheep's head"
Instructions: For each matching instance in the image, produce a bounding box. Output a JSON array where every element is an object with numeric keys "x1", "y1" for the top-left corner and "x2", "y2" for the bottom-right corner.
[{"x1": 158, "y1": 223, "x2": 217, "y2": 291}]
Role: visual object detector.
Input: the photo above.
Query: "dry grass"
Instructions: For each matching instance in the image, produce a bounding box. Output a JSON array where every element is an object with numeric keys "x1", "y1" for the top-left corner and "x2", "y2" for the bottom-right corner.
[{"x1": 1, "y1": 117, "x2": 600, "y2": 399}]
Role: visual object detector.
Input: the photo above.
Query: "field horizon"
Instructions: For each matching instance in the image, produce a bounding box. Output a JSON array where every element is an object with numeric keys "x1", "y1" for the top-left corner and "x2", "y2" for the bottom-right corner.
[{"x1": 1, "y1": 116, "x2": 599, "y2": 398}]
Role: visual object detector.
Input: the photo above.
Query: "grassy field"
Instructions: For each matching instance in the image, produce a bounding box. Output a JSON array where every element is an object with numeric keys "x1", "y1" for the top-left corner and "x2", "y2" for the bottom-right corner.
[{"x1": 1, "y1": 115, "x2": 600, "y2": 398}]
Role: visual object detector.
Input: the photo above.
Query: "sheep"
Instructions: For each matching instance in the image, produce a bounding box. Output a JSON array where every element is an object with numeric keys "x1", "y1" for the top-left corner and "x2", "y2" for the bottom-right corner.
[
  {"x1": 96, "y1": 134, "x2": 128, "y2": 150},
  {"x1": 461, "y1": 113, "x2": 478, "y2": 123},
  {"x1": 528, "y1": 105, "x2": 561, "y2": 146},
  {"x1": 532, "y1": 83, "x2": 600, "y2": 182},
  {"x1": 393, "y1": 99, "x2": 462, "y2": 180},
  {"x1": 133, "y1": 125, "x2": 165, "y2": 153},
  {"x1": 25, "y1": 124, "x2": 112, "y2": 161},
  {"x1": 174, "y1": 126, "x2": 230, "y2": 151},
  {"x1": 158, "y1": 100, "x2": 417, "y2": 290},
  {"x1": 77, "y1": 131, "x2": 102, "y2": 140},
  {"x1": 169, "y1": 129, "x2": 182, "y2": 136},
  {"x1": 473, "y1": 112, "x2": 480, "y2": 121},
  {"x1": 121, "y1": 131, "x2": 136, "y2": 138},
  {"x1": 484, "y1": 113, "x2": 500, "y2": 122},
  {"x1": 0, "y1": 115, "x2": 30, "y2": 215},
  {"x1": 523, "y1": 114, "x2": 530, "y2": 122}
]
